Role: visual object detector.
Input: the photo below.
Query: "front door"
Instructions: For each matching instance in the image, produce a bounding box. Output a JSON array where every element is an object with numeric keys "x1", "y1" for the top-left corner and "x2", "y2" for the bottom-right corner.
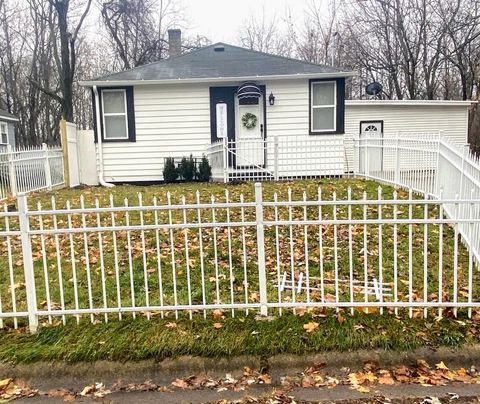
[
  {"x1": 359, "y1": 120, "x2": 383, "y2": 173},
  {"x1": 235, "y1": 96, "x2": 264, "y2": 167}
]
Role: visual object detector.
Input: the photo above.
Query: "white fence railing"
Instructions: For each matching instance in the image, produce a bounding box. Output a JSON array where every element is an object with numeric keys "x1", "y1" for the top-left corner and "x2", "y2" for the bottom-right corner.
[
  {"x1": 354, "y1": 132, "x2": 480, "y2": 265},
  {"x1": 206, "y1": 140, "x2": 227, "y2": 182},
  {"x1": 206, "y1": 136, "x2": 344, "y2": 182},
  {"x1": 0, "y1": 144, "x2": 64, "y2": 200},
  {"x1": 1, "y1": 182, "x2": 480, "y2": 332}
]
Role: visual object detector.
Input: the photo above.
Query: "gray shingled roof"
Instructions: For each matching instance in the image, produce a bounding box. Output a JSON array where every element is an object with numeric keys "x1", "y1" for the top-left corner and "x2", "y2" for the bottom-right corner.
[
  {"x1": 0, "y1": 109, "x2": 18, "y2": 121},
  {"x1": 88, "y1": 43, "x2": 352, "y2": 83}
]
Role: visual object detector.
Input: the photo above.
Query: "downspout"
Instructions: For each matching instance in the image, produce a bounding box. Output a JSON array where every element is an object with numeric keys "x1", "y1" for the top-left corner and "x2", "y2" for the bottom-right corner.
[{"x1": 93, "y1": 85, "x2": 114, "y2": 188}]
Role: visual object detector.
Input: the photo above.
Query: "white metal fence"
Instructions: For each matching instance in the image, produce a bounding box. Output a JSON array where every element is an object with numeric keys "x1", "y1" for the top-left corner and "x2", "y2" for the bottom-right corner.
[
  {"x1": 354, "y1": 132, "x2": 480, "y2": 266},
  {"x1": 206, "y1": 136, "x2": 344, "y2": 182},
  {"x1": 0, "y1": 144, "x2": 64, "y2": 200},
  {"x1": 1, "y1": 132, "x2": 480, "y2": 332},
  {"x1": 1, "y1": 182, "x2": 480, "y2": 332}
]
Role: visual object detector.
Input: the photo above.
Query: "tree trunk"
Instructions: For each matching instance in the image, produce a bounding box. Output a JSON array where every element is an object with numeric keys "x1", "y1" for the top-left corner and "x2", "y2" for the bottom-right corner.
[{"x1": 55, "y1": 0, "x2": 74, "y2": 121}]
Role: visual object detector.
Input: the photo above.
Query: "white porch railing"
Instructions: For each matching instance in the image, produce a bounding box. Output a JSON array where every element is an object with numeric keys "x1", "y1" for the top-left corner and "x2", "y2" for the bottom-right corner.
[
  {"x1": 206, "y1": 140, "x2": 227, "y2": 182},
  {"x1": 0, "y1": 144, "x2": 64, "y2": 200},
  {"x1": 206, "y1": 136, "x2": 344, "y2": 182}
]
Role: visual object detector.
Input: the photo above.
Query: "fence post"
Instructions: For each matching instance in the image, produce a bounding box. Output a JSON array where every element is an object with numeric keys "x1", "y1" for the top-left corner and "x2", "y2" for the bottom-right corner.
[
  {"x1": 43, "y1": 143, "x2": 52, "y2": 190},
  {"x1": 365, "y1": 136, "x2": 369, "y2": 177},
  {"x1": 459, "y1": 144, "x2": 468, "y2": 199},
  {"x1": 223, "y1": 137, "x2": 228, "y2": 183},
  {"x1": 254, "y1": 182, "x2": 268, "y2": 316},
  {"x1": 18, "y1": 194, "x2": 38, "y2": 333},
  {"x1": 273, "y1": 136, "x2": 279, "y2": 181},
  {"x1": 60, "y1": 119, "x2": 70, "y2": 188},
  {"x1": 394, "y1": 132, "x2": 400, "y2": 184},
  {"x1": 6, "y1": 144, "x2": 17, "y2": 197},
  {"x1": 435, "y1": 131, "x2": 442, "y2": 198}
]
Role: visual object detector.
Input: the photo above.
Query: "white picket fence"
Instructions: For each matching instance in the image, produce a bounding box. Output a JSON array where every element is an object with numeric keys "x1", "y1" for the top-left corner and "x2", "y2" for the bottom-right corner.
[{"x1": 0, "y1": 144, "x2": 64, "y2": 200}]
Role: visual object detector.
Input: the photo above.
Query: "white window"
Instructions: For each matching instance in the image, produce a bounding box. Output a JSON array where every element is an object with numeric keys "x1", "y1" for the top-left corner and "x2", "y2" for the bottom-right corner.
[
  {"x1": 311, "y1": 81, "x2": 336, "y2": 133},
  {"x1": 0, "y1": 123, "x2": 8, "y2": 144},
  {"x1": 101, "y1": 89, "x2": 128, "y2": 140}
]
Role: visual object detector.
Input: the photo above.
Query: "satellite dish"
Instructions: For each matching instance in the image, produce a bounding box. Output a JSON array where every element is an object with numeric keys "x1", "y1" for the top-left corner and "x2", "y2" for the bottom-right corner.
[{"x1": 366, "y1": 82, "x2": 383, "y2": 96}]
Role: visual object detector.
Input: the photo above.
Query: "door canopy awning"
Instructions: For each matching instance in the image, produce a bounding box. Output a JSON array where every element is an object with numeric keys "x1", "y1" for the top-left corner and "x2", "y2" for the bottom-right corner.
[{"x1": 237, "y1": 82, "x2": 262, "y2": 100}]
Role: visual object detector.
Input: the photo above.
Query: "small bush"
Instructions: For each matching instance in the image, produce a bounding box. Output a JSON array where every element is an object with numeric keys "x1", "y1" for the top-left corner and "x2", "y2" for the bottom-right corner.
[
  {"x1": 163, "y1": 157, "x2": 178, "y2": 183},
  {"x1": 197, "y1": 155, "x2": 212, "y2": 182},
  {"x1": 178, "y1": 155, "x2": 196, "y2": 181}
]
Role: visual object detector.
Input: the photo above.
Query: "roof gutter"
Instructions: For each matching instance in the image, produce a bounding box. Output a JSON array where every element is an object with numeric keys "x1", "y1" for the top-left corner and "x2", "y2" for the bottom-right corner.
[
  {"x1": 80, "y1": 71, "x2": 357, "y2": 87},
  {"x1": 0, "y1": 116, "x2": 19, "y2": 122},
  {"x1": 92, "y1": 85, "x2": 114, "y2": 188},
  {"x1": 346, "y1": 100, "x2": 477, "y2": 106}
]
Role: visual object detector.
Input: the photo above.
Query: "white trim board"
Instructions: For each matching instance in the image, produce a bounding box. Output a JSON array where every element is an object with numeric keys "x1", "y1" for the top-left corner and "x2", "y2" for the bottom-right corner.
[
  {"x1": 80, "y1": 71, "x2": 357, "y2": 87},
  {"x1": 346, "y1": 100, "x2": 476, "y2": 106}
]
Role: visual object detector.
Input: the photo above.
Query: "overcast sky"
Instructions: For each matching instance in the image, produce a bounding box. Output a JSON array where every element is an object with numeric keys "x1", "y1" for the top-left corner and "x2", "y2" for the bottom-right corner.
[{"x1": 182, "y1": 0, "x2": 325, "y2": 43}]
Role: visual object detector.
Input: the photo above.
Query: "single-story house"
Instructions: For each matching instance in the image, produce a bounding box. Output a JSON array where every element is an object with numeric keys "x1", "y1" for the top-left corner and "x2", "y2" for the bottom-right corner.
[
  {"x1": 80, "y1": 30, "x2": 473, "y2": 183},
  {"x1": 0, "y1": 109, "x2": 17, "y2": 148}
]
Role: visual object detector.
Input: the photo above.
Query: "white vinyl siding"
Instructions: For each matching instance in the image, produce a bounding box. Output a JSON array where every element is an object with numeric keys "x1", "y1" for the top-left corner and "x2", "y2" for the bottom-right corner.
[
  {"x1": 344, "y1": 102, "x2": 470, "y2": 172},
  {"x1": 264, "y1": 79, "x2": 345, "y2": 175},
  {"x1": 101, "y1": 89, "x2": 128, "y2": 140},
  {"x1": 96, "y1": 78, "x2": 471, "y2": 182},
  {"x1": 99, "y1": 83, "x2": 210, "y2": 182},
  {"x1": 310, "y1": 81, "x2": 336, "y2": 132}
]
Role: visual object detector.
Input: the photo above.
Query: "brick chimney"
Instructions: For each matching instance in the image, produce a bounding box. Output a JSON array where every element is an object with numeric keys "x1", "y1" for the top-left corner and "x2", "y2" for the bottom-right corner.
[{"x1": 168, "y1": 29, "x2": 181, "y2": 58}]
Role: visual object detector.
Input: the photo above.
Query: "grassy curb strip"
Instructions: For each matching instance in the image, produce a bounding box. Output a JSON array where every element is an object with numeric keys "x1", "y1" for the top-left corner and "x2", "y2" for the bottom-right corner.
[{"x1": 0, "y1": 313, "x2": 477, "y2": 364}]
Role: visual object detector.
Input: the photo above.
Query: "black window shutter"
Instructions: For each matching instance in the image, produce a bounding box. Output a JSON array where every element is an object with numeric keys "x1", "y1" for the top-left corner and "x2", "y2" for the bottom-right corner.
[{"x1": 93, "y1": 86, "x2": 136, "y2": 143}]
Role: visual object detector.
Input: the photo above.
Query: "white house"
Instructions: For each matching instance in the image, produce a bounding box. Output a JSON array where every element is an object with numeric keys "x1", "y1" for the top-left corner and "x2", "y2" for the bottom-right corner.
[
  {"x1": 81, "y1": 30, "x2": 473, "y2": 184},
  {"x1": 0, "y1": 109, "x2": 17, "y2": 148}
]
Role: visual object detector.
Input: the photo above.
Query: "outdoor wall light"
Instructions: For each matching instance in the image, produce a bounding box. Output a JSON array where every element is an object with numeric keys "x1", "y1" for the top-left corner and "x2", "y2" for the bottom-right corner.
[{"x1": 269, "y1": 92, "x2": 275, "y2": 106}]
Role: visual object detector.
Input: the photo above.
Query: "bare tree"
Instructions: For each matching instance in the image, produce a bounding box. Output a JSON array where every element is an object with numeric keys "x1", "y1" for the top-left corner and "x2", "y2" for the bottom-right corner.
[
  {"x1": 286, "y1": 0, "x2": 338, "y2": 65},
  {"x1": 45, "y1": 0, "x2": 92, "y2": 122},
  {"x1": 238, "y1": 6, "x2": 293, "y2": 56},
  {"x1": 100, "y1": 0, "x2": 187, "y2": 69},
  {"x1": 438, "y1": 0, "x2": 480, "y2": 100}
]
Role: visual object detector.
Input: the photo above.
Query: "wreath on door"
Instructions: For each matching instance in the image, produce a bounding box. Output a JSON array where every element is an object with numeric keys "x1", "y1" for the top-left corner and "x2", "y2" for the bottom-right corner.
[{"x1": 242, "y1": 112, "x2": 257, "y2": 130}]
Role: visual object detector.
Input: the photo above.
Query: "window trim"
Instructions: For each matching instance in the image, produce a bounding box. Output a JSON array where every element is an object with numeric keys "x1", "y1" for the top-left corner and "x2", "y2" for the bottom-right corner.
[
  {"x1": 101, "y1": 88, "x2": 129, "y2": 140},
  {"x1": 310, "y1": 80, "x2": 337, "y2": 133},
  {"x1": 0, "y1": 122, "x2": 8, "y2": 145}
]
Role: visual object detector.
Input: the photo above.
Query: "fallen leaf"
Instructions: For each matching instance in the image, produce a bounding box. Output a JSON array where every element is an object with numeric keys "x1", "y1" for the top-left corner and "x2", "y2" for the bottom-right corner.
[
  {"x1": 258, "y1": 374, "x2": 271, "y2": 384},
  {"x1": 0, "y1": 378, "x2": 12, "y2": 390},
  {"x1": 171, "y1": 379, "x2": 189, "y2": 389},
  {"x1": 417, "y1": 359, "x2": 430, "y2": 369},
  {"x1": 303, "y1": 321, "x2": 319, "y2": 333},
  {"x1": 213, "y1": 322, "x2": 222, "y2": 329},
  {"x1": 436, "y1": 361, "x2": 449, "y2": 370},
  {"x1": 212, "y1": 309, "x2": 224, "y2": 321}
]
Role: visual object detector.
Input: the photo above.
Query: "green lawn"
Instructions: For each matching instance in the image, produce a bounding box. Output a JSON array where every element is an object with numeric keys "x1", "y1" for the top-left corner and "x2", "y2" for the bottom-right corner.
[
  {"x1": 0, "y1": 313, "x2": 477, "y2": 363},
  {"x1": 0, "y1": 178, "x2": 477, "y2": 328}
]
